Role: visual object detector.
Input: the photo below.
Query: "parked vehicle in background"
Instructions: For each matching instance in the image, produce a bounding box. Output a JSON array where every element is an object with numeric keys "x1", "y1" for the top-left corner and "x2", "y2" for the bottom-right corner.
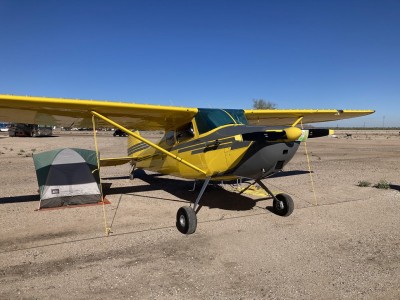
[
  {"x1": 0, "y1": 122, "x2": 9, "y2": 132},
  {"x1": 8, "y1": 124, "x2": 53, "y2": 137},
  {"x1": 113, "y1": 129, "x2": 128, "y2": 137}
]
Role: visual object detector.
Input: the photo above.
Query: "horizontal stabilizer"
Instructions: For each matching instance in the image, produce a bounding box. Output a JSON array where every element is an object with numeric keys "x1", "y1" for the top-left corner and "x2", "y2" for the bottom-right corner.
[{"x1": 100, "y1": 157, "x2": 133, "y2": 167}]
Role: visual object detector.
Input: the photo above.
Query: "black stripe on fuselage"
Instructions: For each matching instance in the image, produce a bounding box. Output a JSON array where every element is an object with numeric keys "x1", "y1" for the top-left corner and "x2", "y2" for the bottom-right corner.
[
  {"x1": 177, "y1": 137, "x2": 236, "y2": 154},
  {"x1": 191, "y1": 141, "x2": 235, "y2": 154},
  {"x1": 132, "y1": 125, "x2": 289, "y2": 164},
  {"x1": 172, "y1": 125, "x2": 281, "y2": 155},
  {"x1": 128, "y1": 142, "x2": 150, "y2": 155},
  {"x1": 170, "y1": 126, "x2": 251, "y2": 151}
]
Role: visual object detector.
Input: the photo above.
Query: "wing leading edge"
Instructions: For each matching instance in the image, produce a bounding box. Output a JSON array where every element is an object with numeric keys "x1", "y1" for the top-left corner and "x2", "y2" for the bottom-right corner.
[
  {"x1": 244, "y1": 109, "x2": 375, "y2": 126},
  {"x1": 0, "y1": 95, "x2": 198, "y2": 130}
]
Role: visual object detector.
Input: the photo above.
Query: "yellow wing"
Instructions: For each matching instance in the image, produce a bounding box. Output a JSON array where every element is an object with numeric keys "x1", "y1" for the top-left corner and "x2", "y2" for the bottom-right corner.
[
  {"x1": 244, "y1": 109, "x2": 375, "y2": 126},
  {"x1": 0, "y1": 94, "x2": 375, "y2": 129},
  {"x1": 0, "y1": 94, "x2": 198, "y2": 130}
]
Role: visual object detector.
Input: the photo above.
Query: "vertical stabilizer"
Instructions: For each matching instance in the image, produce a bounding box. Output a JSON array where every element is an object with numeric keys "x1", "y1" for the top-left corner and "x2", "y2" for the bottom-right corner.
[{"x1": 127, "y1": 130, "x2": 149, "y2": 158}]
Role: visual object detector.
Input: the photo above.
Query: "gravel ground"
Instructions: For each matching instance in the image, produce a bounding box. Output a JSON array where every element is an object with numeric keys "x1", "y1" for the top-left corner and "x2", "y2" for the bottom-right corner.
[{"x1": 0, "y1": 130, "x2": 399, "y2": 299}]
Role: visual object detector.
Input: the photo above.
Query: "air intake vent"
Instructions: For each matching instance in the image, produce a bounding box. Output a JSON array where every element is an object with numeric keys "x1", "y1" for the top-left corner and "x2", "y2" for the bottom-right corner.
[{"x1": 275, "y1": 160, "x2": 285, "y2": 170}]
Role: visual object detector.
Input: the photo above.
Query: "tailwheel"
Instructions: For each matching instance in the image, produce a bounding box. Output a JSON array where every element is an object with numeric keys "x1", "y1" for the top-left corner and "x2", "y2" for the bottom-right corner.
[
  {"x1": 176, "y1": 206, "x2": 197, "y2": 234},
  {"x1": 272, "y1": 193, "x2": 294, "y2": 217}
]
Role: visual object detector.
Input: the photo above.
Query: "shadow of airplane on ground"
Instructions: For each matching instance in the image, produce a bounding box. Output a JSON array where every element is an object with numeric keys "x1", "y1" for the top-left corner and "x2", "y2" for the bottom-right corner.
[
  {"x1": 0, "y1": 194, "x2": 40, "y2": 204},
  {"x1": 0, "y1": 170, "x2": 312, "y2": 209},
  {"x1": 102, "y1": 170, "x2": 272, "y2": 212},
  {"x1": 269, "y1": 170, "x2": 312, "y2": 178},
  {"x1": 389, "y1": 184, "x2": 400, "y2": 192}
]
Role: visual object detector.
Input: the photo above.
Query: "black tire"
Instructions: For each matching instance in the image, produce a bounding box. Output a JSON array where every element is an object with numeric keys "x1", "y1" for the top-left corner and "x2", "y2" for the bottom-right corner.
[
  {"x1": 176, "y1": 206, "x2": 197, "y2": 234},
  {"x1": 272, "y1": 193, "x2": 294, "y2": 217}
]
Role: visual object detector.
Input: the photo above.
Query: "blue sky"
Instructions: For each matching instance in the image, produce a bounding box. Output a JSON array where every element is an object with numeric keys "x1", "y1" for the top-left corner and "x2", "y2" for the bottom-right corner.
[{"x1": 0, "y1": 0, "x2": 399, "y2": 127}]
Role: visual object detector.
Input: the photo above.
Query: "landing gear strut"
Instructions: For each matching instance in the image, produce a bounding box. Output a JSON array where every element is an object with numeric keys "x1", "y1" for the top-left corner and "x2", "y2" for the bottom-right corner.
[
  {"x1": 129, "y1": 164, "x2": 136, "y2": 180},
  {"x1": 256, "y1": 180, "x2": 294, "y2": 217},
  {"x1": 176, "y1": 177, "x2": 210, "y2": 234}
]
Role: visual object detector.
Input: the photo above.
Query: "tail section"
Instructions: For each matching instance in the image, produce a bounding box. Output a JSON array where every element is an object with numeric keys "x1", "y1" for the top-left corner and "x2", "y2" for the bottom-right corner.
[{"x1": 127, "y1": 130, "x2": 149, "y2": 158}]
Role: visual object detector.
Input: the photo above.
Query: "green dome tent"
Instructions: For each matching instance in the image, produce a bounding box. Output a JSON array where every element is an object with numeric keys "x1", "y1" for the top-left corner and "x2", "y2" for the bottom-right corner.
[{"x1": 33, "y1": 148, "x2": 102, "y2": 209}]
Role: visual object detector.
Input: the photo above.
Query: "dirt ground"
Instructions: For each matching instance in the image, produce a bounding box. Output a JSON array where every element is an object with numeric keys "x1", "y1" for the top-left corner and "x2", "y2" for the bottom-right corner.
[{"x1": 0, "y1": 130, "x2": 399, "y2": 299}]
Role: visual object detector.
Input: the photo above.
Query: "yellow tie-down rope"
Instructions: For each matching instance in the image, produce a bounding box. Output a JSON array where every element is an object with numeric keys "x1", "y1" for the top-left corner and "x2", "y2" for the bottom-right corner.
[
  {"x1": 301, "y1": 120, "x2": 318, "y2": 206},
  {"x1": 92, "y1": 115, "x2": 112, "y2": 236}
]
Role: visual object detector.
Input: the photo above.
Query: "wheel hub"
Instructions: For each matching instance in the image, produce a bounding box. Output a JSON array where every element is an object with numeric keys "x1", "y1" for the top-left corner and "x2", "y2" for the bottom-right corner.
[
  {"x1": 276, "y1": 200, "x2": 284, "y2": 210},
  {"x1": 179, "y1": 215, "x2": 186, "y2": 227}
]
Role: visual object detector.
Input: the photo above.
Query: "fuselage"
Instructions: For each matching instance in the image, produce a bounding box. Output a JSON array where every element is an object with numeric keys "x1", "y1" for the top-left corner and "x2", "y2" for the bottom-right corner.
[{"x1": 128, "y1": 108, "x2": 301, "y2": 181}]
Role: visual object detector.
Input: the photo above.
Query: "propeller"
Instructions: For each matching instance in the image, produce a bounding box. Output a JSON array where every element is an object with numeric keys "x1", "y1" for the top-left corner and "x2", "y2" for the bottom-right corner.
[
  {"x1": 242, "y1": 127, "x2": 303, "y2": 142},
  {"x1": 307, "y1": 128, "x2": 334, "y2": 138},
  {"x1": 242, "y1": 127, "x2": 333, "y2": 142}
]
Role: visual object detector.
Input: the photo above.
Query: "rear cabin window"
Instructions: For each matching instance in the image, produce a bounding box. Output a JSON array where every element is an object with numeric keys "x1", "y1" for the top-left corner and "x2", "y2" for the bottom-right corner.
[{"x1": 195, "y1": 108, "x2": 248, "y2": 135}]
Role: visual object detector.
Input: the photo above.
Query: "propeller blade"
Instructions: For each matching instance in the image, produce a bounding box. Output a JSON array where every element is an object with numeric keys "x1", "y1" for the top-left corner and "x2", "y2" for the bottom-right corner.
[
  {"x1": 242, "y1": 131, "x2": 285, "y2": 142},
  {"x1": 307, "y1": 129, "x2": 334, "y2": 138},
  {"x1": 242, "y1": 127, "x2": 302, "y2": 142}
]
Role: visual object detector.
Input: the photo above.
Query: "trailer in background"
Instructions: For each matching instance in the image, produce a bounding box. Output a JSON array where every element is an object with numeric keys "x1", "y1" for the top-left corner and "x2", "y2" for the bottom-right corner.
[
  {"x1": 0, "y1": 123, "x2": 9, "y2": 132},
  {"x1": 8, "y1": 124, "x2": 53, "y2": 137}
]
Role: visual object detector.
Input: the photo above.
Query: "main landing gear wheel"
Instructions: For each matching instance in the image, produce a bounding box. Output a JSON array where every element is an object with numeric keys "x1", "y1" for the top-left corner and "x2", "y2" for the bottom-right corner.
[
  {"x1": 272, "y1": 193, "x2": 294, "y2": 217},
  {"x1": 176, "y1": 206, "x2": 197, "y2": 234}
]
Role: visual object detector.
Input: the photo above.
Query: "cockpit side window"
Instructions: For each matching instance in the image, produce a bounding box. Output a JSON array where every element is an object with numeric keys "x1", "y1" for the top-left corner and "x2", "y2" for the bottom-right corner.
[{"x1": 176, "y1": 122, "x2": 194, "y2": 143}]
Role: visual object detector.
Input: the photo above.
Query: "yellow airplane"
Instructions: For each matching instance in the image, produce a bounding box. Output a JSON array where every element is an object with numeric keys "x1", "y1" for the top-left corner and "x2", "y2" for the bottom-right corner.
[{"x1": 0, "y1": 94, "x2": 374, "y2": 234}]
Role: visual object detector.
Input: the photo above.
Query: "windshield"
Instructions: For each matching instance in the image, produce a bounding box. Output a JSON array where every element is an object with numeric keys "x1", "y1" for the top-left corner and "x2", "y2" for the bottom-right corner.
[
  {"x1": 195, "y1": 108, "x2": 248, "y2": 134},
  {"x1": 224, "y1": 109, "x2": 248, "y2": 125}
]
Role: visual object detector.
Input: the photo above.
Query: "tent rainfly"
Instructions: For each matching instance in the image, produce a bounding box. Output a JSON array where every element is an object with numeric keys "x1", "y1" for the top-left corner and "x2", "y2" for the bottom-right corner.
[{"x1": 33, "y1": 148, "x2": 102, "y2": 209}]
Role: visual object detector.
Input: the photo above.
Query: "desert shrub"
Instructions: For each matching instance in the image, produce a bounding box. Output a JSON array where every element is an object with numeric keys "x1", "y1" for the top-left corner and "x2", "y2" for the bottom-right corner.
[
  {"x1": 374, "y1": 180, "x2": 390, "y2": 189},
  {"x1": 357, "y1": 181, "x2": 371, "y2": 187}
]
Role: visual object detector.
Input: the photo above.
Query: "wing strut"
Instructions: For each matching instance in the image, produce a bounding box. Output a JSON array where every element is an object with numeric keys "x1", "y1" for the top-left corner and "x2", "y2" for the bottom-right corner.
[
  {"x1": 91, "y1": 111, "x2": 207, "y2": 176},
  {"x1": 291, "y1": 116, "x2": 303, "y2": 127}
]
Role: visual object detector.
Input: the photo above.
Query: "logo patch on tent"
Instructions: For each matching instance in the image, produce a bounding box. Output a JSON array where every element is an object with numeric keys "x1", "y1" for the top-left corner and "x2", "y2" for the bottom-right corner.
[{"x1": 51, "y1": 189, "x2": 60, "y2": 194}]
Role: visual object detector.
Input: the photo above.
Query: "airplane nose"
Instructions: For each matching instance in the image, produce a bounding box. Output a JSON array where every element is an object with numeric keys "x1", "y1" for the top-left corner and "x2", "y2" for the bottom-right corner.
[{"x1": 283, "y1": 127, "x2": 302, "y2": 141}]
